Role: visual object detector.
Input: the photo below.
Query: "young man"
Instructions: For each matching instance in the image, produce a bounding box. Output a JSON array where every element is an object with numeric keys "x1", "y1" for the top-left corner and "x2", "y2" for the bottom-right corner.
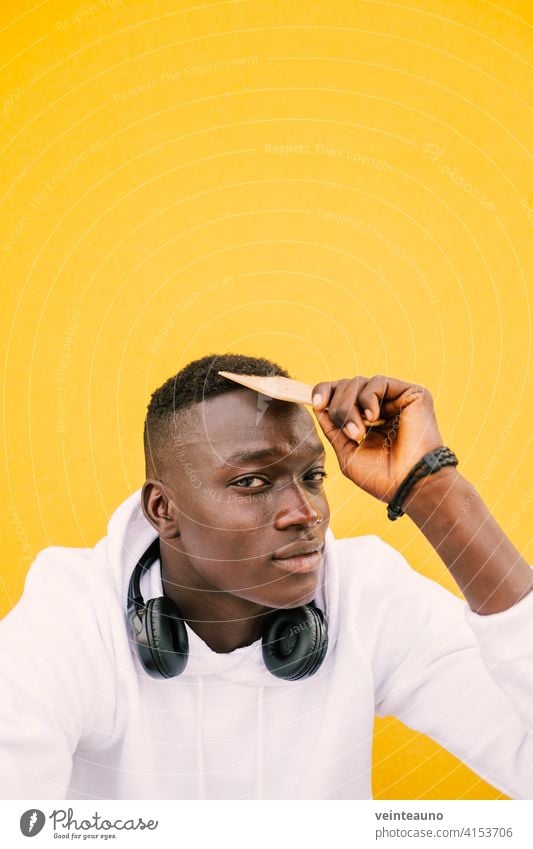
[{"x1": 1, "y1": 352, "x2": 532, "y2": 800}]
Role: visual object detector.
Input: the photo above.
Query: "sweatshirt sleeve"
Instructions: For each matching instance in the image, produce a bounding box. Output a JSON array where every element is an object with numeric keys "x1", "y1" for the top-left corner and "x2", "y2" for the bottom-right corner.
[
  {"x1": 0, "y1": 548, "x2": 116, "y2": 799},
  {"x1": 357, "y1": 538, "x2": 533, "y2": 799},
  {"x1": 464, "y1": 592, "x2": 533, "y2": 727}
]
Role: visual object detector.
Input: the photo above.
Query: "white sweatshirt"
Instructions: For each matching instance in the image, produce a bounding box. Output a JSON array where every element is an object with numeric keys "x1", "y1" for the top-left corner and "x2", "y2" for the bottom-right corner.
[{"x1": 1, "y1": 490, "x2": 533, "y2": 800}]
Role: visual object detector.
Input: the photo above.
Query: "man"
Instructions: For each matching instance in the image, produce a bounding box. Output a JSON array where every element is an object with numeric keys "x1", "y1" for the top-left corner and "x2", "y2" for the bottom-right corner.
[{"x1": 1, "y1": 352, "x2": 532, "y2": 800}]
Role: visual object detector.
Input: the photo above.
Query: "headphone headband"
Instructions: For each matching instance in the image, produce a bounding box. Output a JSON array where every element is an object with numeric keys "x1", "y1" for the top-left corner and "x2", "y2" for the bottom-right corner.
[{"x1": 127, "y1": 536, "x2": 161, "y2": 615}]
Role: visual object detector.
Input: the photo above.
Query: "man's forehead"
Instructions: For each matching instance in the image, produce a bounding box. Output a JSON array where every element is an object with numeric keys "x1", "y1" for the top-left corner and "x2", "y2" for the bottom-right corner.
[{"x1": 175, "y1": 390, "x2": 323, "y2": 461}]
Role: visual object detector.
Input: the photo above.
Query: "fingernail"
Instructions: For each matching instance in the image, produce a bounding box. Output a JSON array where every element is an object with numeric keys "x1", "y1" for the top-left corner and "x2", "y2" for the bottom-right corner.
[
  {"x1": 345, "y1": 422, "x2": 362, "y2": 441},
  {"x1": 363, "y1": 408, "x2": 373, "y2": 421},
  {"x1": 312, "y1": 393, "x2": 323, "y2": 408}
]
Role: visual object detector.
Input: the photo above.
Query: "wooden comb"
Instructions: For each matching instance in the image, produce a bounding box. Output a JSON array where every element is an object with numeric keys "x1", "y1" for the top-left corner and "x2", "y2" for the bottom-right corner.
[{"x1": 218, "y1": 371, "x2": 385, "y2": 426}]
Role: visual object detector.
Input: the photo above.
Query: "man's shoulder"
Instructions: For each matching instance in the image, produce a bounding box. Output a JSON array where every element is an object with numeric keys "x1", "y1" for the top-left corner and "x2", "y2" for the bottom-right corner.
[
  {"x1": 23, "y1": 537, "x2": 116, "y2": 600},
  {"x1": 333, "y1": 533, "x2": 411, "y2": 570},
  {"x1": 331, "y1": 533, "x2": 420, "y2": 594},
  {"x1": 0, "y1": 538, "x2": 122, "y2": 651}
]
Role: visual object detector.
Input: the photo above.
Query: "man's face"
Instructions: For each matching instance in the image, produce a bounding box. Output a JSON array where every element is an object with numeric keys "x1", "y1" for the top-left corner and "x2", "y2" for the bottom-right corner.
[{"x1": 161, "y1": 389, "x2": 330, "y2": 609}]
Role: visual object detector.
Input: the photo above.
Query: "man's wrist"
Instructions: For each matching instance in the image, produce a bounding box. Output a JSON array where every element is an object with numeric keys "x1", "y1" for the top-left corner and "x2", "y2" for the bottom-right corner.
[
  {"x1": 401, "y1": 466, "x2": 533, "y2": 614},
  {"x1": 402, "y1": 465, "x2": 465, "y2": 524},
  {"x1": 387, "y1": 449, "x2": 459, "y2": 521}
]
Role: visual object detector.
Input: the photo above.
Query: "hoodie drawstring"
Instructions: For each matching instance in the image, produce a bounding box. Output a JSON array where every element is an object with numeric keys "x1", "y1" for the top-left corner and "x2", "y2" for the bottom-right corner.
[
  {"x1": 195, "y1": 676, "x2": 206, "y2": 800},
  {"x1": 195, "y1": 679, "x2": 265, "y2": 799},
  {"x1": 256, "y1": 685, "x2": 264, "y2": 799}
]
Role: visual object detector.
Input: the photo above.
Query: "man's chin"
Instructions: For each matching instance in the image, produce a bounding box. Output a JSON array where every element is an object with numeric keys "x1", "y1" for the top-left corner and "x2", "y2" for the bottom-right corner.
[{"x1": 263, "y1": 580, "x2": 320, "y2": 610}]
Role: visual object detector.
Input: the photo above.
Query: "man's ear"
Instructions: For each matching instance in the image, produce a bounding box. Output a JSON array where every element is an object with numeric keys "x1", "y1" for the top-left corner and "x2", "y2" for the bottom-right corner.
[{"x1": 141, "y1": 480, "x2": 181, "y2": 539}]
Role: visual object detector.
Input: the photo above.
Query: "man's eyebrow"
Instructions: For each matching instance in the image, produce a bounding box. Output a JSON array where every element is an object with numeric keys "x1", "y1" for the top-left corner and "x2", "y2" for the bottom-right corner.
[{"x1": 222, "y1": 443, "x2": 325, "y2": 466}]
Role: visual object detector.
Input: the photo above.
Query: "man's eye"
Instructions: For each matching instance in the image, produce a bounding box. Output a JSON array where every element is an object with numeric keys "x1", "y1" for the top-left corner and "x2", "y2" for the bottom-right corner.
[
  {"x1": 305, "y1": 469, "x2": 327, "y2": 483},
  {"x1": 233, "y1": 476, "x2": 267, "y2": 489}
]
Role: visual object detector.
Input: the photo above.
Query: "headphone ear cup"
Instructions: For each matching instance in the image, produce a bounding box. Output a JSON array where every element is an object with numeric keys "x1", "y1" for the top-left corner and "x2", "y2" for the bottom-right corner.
[
  {"x1": 142, "y1": 596, "x2": 189, "y2": 679},
  {"x1": 262, "y1": 604, "x2": 328, "y2": 680}
]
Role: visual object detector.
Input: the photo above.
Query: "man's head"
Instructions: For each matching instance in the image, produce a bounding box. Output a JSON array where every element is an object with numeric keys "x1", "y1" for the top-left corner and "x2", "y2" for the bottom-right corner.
[
  {"x1": 143, "y1": 353, "x2": 293, "y2": 479},
  {"x1": 142, "y1": 353, "x2": 330, "y2": 613}
]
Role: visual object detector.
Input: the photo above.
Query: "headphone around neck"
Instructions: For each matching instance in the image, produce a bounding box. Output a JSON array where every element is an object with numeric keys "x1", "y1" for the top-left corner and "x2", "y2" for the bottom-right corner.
[{"x1": 126, "y1": 537, "x2": 328, "y2": 680}]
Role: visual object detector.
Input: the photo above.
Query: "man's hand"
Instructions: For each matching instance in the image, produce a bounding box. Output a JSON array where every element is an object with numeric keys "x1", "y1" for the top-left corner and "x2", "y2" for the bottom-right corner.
[
  {"x1": 312, "y1": 374, "x2": 533, "y2": 615},
  {"x1": 311, "y1": 375, "x2": 443, "y2": 503}
]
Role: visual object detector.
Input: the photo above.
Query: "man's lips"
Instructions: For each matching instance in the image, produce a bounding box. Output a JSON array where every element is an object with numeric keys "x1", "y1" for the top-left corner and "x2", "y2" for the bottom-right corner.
[{"x1": 272, "y1": 542, "x2": 325, "y2": 574}]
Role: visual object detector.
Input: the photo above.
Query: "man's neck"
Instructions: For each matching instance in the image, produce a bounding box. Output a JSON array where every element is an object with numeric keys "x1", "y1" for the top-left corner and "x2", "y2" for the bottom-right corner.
[{"x1": 160, "y1": 549, "x2": 271, "y2": 653}]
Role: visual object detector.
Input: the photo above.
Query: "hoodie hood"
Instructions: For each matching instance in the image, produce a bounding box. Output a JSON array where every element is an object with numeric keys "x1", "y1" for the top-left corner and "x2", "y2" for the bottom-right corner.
[{"x1": 107, "y1": 489, "x2": 339, "y2": 687}]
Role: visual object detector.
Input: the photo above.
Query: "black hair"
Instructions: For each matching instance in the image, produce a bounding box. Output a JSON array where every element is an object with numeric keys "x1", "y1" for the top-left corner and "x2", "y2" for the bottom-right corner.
[{"x1": 143, "y1": 352, "x2": 291, "y2": 477}]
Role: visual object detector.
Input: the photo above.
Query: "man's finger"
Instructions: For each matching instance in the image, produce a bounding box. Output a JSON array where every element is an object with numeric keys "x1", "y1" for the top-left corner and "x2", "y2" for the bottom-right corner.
[
  {"x1": 314, "y1": 407, "x2": 353, "y2": 452},
  {"x1": 359, "y1": 377, "x2": 425, "y2": 421},
  {"x1": 326, "y1": 378, "x2": 369, "y2": 442},
  {"x1": 311, "y1": 380, "x2": 341, "y2": 411}
]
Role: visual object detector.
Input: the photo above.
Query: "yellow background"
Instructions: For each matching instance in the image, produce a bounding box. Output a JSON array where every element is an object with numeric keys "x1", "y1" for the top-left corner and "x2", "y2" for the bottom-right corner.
[{"x1": 1, "y1": 0, "x2": 531, "y2": 799}]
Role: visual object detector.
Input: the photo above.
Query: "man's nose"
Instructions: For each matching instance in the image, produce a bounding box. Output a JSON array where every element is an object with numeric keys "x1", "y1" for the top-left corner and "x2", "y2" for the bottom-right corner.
[{"x1": 274, "y1": 482, "x2": 322, "y2": 529}]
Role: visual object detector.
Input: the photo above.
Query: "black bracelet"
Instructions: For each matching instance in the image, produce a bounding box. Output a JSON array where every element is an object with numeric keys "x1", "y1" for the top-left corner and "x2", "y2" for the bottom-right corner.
[{"x1": 387, "y1": 447, "x2": 459, "y2": 521}]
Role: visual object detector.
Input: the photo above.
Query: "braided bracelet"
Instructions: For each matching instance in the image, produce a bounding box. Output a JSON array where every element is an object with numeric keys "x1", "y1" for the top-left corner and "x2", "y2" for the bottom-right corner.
[{"x1": 387, "y1": 447, "x2": 459, "y2": 521}]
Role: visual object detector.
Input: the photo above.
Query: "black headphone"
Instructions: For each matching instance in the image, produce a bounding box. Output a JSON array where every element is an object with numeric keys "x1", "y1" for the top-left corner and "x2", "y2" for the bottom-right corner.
[{"x1": 126, "y1": 538, "x2": 328, "y2": 680}]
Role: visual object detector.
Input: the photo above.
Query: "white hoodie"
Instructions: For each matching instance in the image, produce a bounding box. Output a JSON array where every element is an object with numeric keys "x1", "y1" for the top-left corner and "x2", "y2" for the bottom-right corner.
[{"x1": 1, "y1": 490, "x2": 533, "y2": 800}]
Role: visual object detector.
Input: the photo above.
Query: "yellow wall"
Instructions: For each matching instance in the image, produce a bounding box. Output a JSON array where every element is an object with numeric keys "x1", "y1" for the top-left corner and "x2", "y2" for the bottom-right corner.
[{"x1": 1, "y1": 0, "x2": 531, "y2": 799}]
